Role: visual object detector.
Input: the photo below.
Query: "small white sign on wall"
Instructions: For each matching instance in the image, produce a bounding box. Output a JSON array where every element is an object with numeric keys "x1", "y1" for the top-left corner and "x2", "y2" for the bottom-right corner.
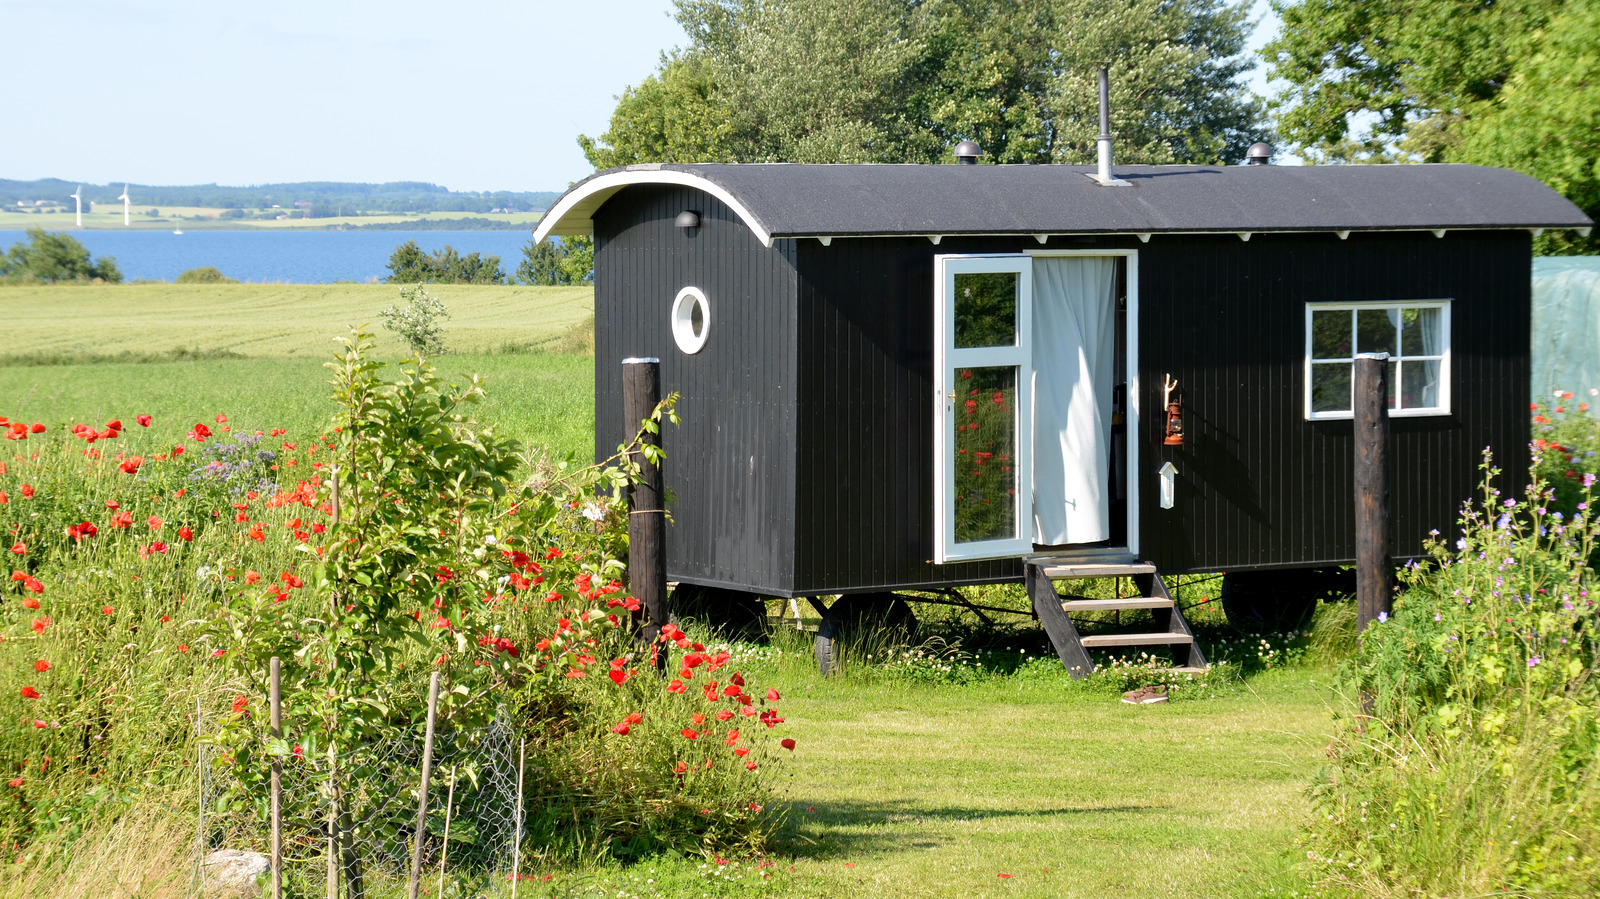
[{"x1": 1159, "y1": 462, "x2": 1178, "y2": 510}]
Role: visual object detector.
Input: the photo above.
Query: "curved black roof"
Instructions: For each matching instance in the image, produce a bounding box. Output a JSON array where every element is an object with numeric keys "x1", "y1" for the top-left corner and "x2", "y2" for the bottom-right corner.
[{"x1": 534, "y1": 162, "x2": 1592, "y2": 246}]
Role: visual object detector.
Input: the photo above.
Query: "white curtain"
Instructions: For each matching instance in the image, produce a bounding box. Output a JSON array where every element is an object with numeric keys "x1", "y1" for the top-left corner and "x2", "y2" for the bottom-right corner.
[{"x1": 1032, "y1": 257, "x2": 1116, "y2": 544}]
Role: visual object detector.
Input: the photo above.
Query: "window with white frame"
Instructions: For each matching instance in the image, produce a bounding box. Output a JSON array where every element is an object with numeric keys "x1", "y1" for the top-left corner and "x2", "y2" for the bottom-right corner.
[{"x1": 1305, "y1": 301, "x2": 1451, "y2": 419}]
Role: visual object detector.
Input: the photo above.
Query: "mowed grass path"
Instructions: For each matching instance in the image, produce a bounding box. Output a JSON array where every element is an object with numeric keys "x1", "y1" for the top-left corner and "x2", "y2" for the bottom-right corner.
[{"x1": 0, "y1": 283, "x2": 597, "y2": 457}]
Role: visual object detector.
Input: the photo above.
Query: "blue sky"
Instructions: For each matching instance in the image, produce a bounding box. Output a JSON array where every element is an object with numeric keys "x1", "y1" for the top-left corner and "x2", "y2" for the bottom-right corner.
[{"x1": 1, "y1": 1, "x2": 1282, "y2": 193}]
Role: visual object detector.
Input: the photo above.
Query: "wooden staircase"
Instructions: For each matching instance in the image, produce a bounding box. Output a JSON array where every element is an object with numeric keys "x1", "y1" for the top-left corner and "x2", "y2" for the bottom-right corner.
[{"x1": 1024, "y1": 557, "x2": 1207, "y2": 679}]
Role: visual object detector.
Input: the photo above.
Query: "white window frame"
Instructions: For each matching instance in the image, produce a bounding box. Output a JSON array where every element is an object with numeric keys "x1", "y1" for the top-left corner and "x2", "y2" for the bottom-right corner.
[
  {"x1": 1304, "y1": 299, "x2": 1452, "y2": 420},
  {"x1": 934, "y1": 254, "x2": 1034, "y2": 563}
]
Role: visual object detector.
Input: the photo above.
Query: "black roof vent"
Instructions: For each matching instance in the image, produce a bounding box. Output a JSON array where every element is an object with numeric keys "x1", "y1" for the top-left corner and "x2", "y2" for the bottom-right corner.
[
  {"x1": 1246, "y1": 142, "x2": 1273, "y2": 165},
  {"x1": 955, "y1": 141, "x2": 982, "y2": 165}
]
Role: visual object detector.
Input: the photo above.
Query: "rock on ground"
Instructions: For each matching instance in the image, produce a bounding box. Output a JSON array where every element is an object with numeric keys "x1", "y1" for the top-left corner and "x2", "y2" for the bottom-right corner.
[{"x1": 200, "y1": 849, "x2": 271, "y2": 899}]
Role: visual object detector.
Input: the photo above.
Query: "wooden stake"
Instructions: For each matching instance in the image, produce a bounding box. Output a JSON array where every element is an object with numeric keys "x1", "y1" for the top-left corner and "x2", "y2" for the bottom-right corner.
[
  {"x1": 327, "y1": 745, "x2": 338, "y2": 899},
  {"x1": 270, "y1": 657, "x2": 283, "y2": 899},
  {"x1": 407, "y1": 673, "x2": 441, "y2": 899},
  {"x1": 436, "y1": 767, "x2": 455, "y2": 899},
  {"x1": 1354, "y1": 353, "x2": 1395, "y2": 634},
  {"x1": 511, "y1": 737, "x2": 527, "y2": 899},
  {"x1": 623, "y1": 359, "x2": 667, "y2": 666}
]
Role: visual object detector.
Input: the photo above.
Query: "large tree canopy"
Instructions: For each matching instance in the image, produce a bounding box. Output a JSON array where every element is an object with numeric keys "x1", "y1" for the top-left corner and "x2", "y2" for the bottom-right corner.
[
  {"x1": 580, "y1": 0, "x2": 1270, "y2": 169},
  {"x1": 1266, "y1": 0, "x2": 1597, "y2": 252}
]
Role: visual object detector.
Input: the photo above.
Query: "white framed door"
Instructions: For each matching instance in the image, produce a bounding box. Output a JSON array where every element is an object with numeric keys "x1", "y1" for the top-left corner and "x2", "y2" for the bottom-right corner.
[{"x1": 933, "y1": 255, "x2": 1033, "y2": 563}]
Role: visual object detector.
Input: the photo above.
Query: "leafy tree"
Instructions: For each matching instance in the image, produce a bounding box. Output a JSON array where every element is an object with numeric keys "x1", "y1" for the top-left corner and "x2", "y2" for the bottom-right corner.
[
  {"x1": 1449, "y1": 0, "x2": 1600, "y2": 255},
  {"x1": 581, "y1": 0, "x2": 1269, "y2": 167},
  {"x1": 0, "y1": 227, "x2": 122, "y2": 283},
  {"x1": 516, "y1": 237, "x2": 595, "y2": 286},
  {"x1": 383, "y1": 239, "x2": 506, "y2": 284},
  {"x1": 1267, "y1": 0, "x2": 1596, "y2": 253},
  {"x1": 1264, "y1": 0, "x2": 1562, "y2": 161}
]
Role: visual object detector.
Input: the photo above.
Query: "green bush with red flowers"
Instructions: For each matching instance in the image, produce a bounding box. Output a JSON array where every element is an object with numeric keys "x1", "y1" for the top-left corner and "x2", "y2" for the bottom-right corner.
[{"x1": 0, "y1": 330, "x2": 791, "y2": 868}]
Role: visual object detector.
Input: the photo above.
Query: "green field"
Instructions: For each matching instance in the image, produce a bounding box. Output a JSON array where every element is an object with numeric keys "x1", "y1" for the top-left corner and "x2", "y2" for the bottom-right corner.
[
  {"x1": 0, "y1": 207, "x2": 543, "y2": 231},
  {"x1": 0, "y1": 283, "x2": 597, "y2": 457}
]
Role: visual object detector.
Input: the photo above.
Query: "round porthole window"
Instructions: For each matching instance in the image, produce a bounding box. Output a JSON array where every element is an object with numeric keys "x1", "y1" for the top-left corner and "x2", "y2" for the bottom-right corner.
[{"x1": 671, "y1": 286, "x2": 711, "y2": 355}]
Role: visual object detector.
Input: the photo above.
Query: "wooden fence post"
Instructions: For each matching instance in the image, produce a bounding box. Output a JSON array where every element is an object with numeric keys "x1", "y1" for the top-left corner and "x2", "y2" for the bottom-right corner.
[
  {"x1": 407, "y1": 672, "x2": 441, "y2": 899},
  {"x1": 623, "y1": 358, "x2": 667, "y2": 666},
  {"x1": 1354, "y1": 353, "x2": 1396, "y2": 634},
  {"x1": 270, "y1": 657, "x2": 283, "y2": 899}
]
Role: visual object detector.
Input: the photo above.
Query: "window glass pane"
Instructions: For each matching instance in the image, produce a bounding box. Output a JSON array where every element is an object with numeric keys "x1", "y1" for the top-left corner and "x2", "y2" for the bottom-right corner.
[
  {"x1": 1388, "y1": 358, "x2": 1399, "y2": 409},
  {"x1": 1311, "y1": 309, "x2": 1351, "y2": 359},
  {"x1": 1401, "y1": 306, "x2": 1442, "y2": 356},
  {"x1": 1401, "y1": 359, "x2": 1442, "y2": 409},
  {"x1": 953, "y1": 366, "x2": 1018, "y2": 543},
  {"x1": 954, "y1": 272, "x2": 1018, "y2": 348},
  {"x1": 1356, "y1": 308, "x2": 1396, "y2": 356},
  {"x1": 1310, "y1": 362, "x2": 1352, "y2": 414}
]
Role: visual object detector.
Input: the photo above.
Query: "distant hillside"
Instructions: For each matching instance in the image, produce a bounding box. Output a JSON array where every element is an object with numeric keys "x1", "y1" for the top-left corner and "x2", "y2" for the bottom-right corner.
[{"x1": 0, "y1": 178, "x2": 561, "y2": 215}]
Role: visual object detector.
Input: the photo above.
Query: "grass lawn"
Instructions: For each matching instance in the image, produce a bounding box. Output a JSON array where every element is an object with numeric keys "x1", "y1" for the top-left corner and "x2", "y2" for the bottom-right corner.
[
  {"x1": 553, "y1": 658, "x2": 1329, "y2": 899},
  {"x1": 0, "y1": 283, "x2": 598, "y2": 457}
]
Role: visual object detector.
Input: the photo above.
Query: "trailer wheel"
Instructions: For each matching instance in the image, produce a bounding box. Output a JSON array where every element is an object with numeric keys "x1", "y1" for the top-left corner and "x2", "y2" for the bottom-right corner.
[
  {"x1": 670, "y1": 584, "x2": 767, "y2": 640},
  {"x1": 814, "y1": 593, "x2": 920, "y2": 675},
  {"x1": 1219, "y1": 569, "x2": 1349, "y2": 632}
]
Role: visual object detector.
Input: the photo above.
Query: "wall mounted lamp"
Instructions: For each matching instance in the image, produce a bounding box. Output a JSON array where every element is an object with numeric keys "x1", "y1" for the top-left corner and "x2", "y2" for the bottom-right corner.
[
  {"x1": 675, "y1": 210, "x2": 701, "y2": 229},
  {"x1": 1163, "y1": 374, "x2": 1185, "y2": 446}
]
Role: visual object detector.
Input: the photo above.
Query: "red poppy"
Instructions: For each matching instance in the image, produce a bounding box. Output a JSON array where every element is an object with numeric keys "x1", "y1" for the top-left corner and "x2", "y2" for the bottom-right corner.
[
  {"x1": 21, "y1": 687, "x2": 39, "y2": 699},
  {"x1": 681, "y1": 728, "x2": 700, "y2": 740},
  {"x1": 34, "y1": 660, "x2": 50, "y2": 672},
  {"x1": 210, "y1": 649, "x2": 226, "y2": 659},
  {"x1": 611, "y1": 722, "x2": 631, "y2": 735},
  {"x1": 102, "y1": 605, "x2": 114, "y2": 615},
  {"x1": 147, "y1": 515, "x2": 162, "y2": 531},
  {"x1": 215, "y1": 413, "x2": 227, "y2": 423},
  {"x1": 608, "y1": 669, "x2": 630, "y2": 685},
  {"x1": 29, "y1": 423, "x2": 44, "y2": 433},
  {"x1": 781, "y1": 738, "x2": 796, "y2": 750},
  {"x1": 137, "y1": 415, "x2": 152, "y2": 427},
  {"x1": 110, "y1": 511, "x2": 133, "y2": 528},
  {"x1": 25, "y1": 577, "x2": 42, "y2": 595},
  {"x1": 231, "y1": 696, "x2": 248, "y2": 714},
  {"x1": 20, "y1": 484, "x2": 33, "y2": 499},
  {"x1": 9, "y1": 542, "x2": 25, "y2": 555},
  {"x1": 767, "y1": 687, "x2": 781, "y2": 701},
  {"x1": 7, "y1": 778, "x2": 21, "y2": 787},
  {"x1": 673, "y1": 761, "x2": 688, "y2": 774},
  {"x1": 178, "y1": 526, "x2": 193, "y2": 541},
  {"x1": 724, "y1": 729, "x2": 740, "y2": 746},
  {"x1": 667, "y1": 679, "x2": 687, "y2": 694},
  {"x1": 148, "y1": 541, "x2": 169, "y2": 554}
]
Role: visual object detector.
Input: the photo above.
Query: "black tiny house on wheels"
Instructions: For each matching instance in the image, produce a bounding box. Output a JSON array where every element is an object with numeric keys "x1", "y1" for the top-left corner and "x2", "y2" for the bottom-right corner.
[{"x1": 534, "y1": 160, "x2": 1592, "y2": 672}]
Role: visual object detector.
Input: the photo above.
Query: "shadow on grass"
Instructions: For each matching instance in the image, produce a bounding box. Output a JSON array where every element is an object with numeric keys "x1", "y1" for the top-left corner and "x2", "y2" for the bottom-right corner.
[{"x1": 769, "y1": 798, "x2": 1167, "y2": 859}]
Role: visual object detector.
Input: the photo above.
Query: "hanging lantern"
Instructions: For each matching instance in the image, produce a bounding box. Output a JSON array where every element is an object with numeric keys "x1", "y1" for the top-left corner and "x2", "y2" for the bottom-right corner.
[{"x1": 1163, "y1": 375, "x2": 1185, "y2": 446}]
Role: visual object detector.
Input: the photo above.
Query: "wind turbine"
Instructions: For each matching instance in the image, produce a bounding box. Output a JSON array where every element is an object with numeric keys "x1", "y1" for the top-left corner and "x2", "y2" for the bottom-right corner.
[
  {"x1": 118, "y1": 184, "x2": 130, "y2": 226},
  {"x1": 70, "y1": 186, "x2": 82, "y2": 228}
]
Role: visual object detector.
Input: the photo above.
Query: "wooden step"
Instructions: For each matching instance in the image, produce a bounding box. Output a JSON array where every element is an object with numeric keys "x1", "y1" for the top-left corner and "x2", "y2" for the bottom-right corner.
[
  {"x1": 1040, "y1": 561, "x2": 1157, "y2": 579},
  {"x1": 1061, "y1": 597, "x2": 1173, "y2": 612},
  {"x1": 1079, "y1": 632, "x2": 1196, "y2": 648}
]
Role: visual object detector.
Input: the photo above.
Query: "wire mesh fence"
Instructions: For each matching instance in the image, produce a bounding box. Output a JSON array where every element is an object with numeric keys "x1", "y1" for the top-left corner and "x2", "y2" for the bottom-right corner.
[{"x1": 193, "y1": 685, "x2": 538, "y2": 898}]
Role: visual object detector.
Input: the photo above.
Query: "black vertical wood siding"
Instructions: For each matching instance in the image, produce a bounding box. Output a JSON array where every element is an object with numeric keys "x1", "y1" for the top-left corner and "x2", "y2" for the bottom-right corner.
[
  {"x1": 593, "y1": 185, "x2": 801, "y2": 593},
  {"x1": 1138, "y1": 231, "x2": 1531, "y2": 571},
  {"x1": 593, "y1": 190, "x2": 1532, "y2": 592}
]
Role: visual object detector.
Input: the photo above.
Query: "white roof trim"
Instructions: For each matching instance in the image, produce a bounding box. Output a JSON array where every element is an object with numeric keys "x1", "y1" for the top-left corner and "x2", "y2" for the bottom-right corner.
[{"x1": 532, "y1": 168, "x2": 774, "y2": 246}]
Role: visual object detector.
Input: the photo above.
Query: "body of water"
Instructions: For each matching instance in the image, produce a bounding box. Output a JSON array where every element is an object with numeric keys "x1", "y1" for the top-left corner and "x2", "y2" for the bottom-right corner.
[{"x1": 0, "y1": 229, "x2": 537, "y2": 283}]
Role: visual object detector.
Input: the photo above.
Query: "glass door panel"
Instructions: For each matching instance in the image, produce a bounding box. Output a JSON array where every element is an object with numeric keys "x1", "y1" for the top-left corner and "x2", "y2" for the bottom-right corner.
[{"x1": 935, "y1": 256, "x2": 1032, "y2": 563}]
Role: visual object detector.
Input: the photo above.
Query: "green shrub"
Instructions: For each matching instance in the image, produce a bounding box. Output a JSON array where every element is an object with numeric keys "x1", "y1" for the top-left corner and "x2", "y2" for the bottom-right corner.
[
  {"x1": 378, "y1": 283, "x2": 449, "y2": 355},
  {"x1": 0, "y1": 227, "x2": 121, "y2": 283},
  {"x1": 0, "y1": 336, "x2": 789, "y2": 873},
  {"x1": 174, "y1": 266, "x2": 235, "y2": 284},
  {"x1": 1306, "y1": 452, "x2": 1600, "y2": 896}
]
